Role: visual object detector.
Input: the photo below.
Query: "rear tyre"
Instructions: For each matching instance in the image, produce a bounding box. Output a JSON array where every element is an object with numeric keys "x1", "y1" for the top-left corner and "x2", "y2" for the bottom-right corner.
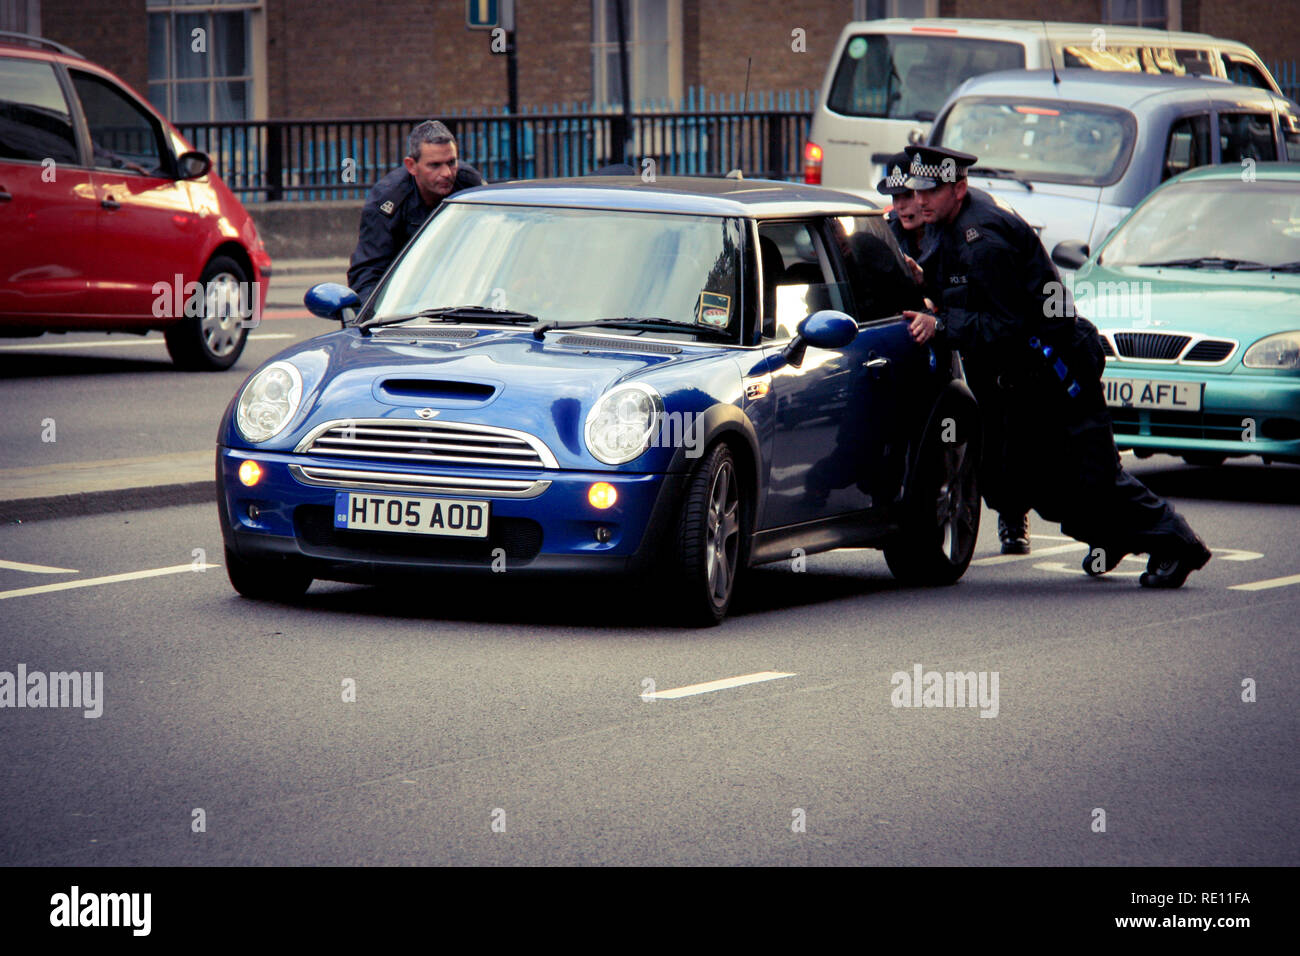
[
  {"x1": 224, "y1": 546, "x2": 312, "y2": 601},
  {"x1": 671, "y1": 442, "x2": 748, "y2": 626},
  {"x1": 884, "y1": 405, "x2": 981, "y2": 586},
  {"x1": 165, "y1": 255, "x2": 251, "y2": 370}
]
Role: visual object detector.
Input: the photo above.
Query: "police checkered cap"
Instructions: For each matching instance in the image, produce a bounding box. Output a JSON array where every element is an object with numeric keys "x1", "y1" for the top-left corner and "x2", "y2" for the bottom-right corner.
[
  {"x1": 886, "y1": 165, "x2": 907, "y2": 188},
  {"x1": 909, "y1": 157, "x2": 947, "y2": 180}
]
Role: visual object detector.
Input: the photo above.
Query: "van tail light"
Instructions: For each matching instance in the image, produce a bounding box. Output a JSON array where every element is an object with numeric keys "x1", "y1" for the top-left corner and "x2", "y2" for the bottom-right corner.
[{"x1": 804, "y1": 141, "x2": 823, "y2": 185}]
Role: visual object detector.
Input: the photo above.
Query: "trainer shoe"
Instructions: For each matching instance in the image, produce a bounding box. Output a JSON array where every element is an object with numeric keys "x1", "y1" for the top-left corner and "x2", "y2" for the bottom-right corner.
[
  {"x1": 1139, "y1": 538, "x2": 1212, "y2": 589},
  {"x1": 998, "y1": 513, "x2": 1030, "y2": 555}
]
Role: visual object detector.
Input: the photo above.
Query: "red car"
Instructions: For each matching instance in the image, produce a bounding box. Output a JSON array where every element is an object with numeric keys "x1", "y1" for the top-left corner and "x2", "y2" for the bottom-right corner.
[{"x1": 0, "y1": 32, "x2": 271, "y2": 369}]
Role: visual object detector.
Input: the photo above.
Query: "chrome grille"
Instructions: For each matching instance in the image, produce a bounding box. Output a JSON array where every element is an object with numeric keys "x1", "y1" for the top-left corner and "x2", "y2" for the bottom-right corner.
[
  {"x1": 296, "y1": 419, "x2": 558, "y2": 469},
  {"x1": 1113, "y1": 332, "x2": 1190, "y2": 360}
]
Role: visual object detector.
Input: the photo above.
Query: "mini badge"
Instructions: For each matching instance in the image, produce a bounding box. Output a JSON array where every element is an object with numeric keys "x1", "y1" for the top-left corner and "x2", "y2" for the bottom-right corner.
[
  {"x1": 965, "y1": 226, "x2": 980, "y2": 243},
  {"x1": 380, "y1": 200, "x2": 396, "y2": 216},
  {"x1": 696, "y1": 291, "x2": 731, "y2": 328}
]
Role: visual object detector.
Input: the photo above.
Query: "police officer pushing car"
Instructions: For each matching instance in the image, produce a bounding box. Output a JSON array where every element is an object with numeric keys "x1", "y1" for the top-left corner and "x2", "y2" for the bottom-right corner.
[
  {"x1": 347, "y1": 120, "x2": 483, "y2": 303},
  {"x1": 900, "y1": 144, "x2": 1211, "y2": 588}
]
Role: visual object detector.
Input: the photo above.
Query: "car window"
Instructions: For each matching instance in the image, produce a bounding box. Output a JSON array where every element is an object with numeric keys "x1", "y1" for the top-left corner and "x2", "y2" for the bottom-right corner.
[
  {"x1": 827, "y1": 34, "x2": 1024, "y2": 120},
  {"x1": 1098, "y1": 180, "x2": 1300, "y2": 269},
  {"x1": 70, "y1": 70, "x2": 168, "y2": 177},
  {"x1": 933, "y1": 97, "x2": 1135, "y2": 187},
  {"x1": 1223, "y1": 55, "x2": 1273, "y2": 90},
  {"x1": 374, "y1": 204, "x2": 744, "y2": 341},
  {"x1": 1281, "y1": 110, "x2": 1300, "y2": 162},
  {"x1": 756, "y1": 220, "x2": 849, "y2": 341},
  {"x1": 0, "y1": 56, "x2": 79, "y2": 164},
  {"x1": 1059, "y1": 45, "x2": 1209, "y2": 76},
  {"x1": 827, "y1": 216, "x2": 924, "y2": 323},
  {"x1": 1219, "y1": 112, "x2": 1278, "y2": 164},
  {"x1": 1162, "y1": 114, "x2": 1212, "y2": 181}
]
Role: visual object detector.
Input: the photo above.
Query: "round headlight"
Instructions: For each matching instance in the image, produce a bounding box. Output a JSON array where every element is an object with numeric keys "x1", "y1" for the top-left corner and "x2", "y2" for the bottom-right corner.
[
  {"x1": 585, "y1": 383, "x2": 663, "y2": 465},
  {"x1": 236, "y1": 361, "x2": 304, "y2": 442},
  {"x1": 1242, "y1": 332, "x2": 1300, "y2": 370}
]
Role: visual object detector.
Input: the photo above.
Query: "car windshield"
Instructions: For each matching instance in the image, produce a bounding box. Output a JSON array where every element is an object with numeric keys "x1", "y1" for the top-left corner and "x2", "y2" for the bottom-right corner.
[
  {"x1": 933, "y1": 97, "x2": 1136, "y2": 186},
  {"x1": 827, "y1": 34, "x2": 1024, "y2": 120},
  {"x1": 371, "y1": 203, "x2": 743, "y2": 340},
  {"x1": 1099, "y1": 180, "x2": 1300, "y2": 269}
]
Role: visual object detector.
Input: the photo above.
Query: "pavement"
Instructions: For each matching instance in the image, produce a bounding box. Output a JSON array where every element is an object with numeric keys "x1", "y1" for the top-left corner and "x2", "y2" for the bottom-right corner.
[{"x1": 0, "y1": 258, "x2": 348, "y2": 525}]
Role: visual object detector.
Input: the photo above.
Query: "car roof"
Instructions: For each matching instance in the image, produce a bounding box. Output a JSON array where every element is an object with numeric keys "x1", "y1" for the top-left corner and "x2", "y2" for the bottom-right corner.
[
  {"x1": 949, "y1": 67, "x2": 1284, "y2": 110},
  {"x1": 447, "y1": 176, "x2": 880, "y2": 217},
  {"x1": 1169, "y1": 162, "x2": 1300, "y2": 183},
  {"x1": 843, "y1": 18, "x2": 1222, "y2": 43},
  {"x1": 0, "y1": 33, "x2": 87, "y2": 64}
]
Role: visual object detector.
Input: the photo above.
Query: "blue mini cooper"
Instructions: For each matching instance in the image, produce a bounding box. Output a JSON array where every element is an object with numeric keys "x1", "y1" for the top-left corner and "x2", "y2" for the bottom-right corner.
[{"x1": 216, "y1": 176, "x2": 981, "y2": 624}]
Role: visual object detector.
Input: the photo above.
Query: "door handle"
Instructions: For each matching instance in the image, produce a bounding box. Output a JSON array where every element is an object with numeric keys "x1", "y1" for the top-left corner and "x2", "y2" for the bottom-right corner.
[
  {"x1": 0, "y1": 189, "x2": 11, "y2": 202},
  {"x1": 101, "y1": 196, "x2": 120, "y2": 210},
  {"x1": 864, "y1": 357, "x2": 890, "y2": 369}
]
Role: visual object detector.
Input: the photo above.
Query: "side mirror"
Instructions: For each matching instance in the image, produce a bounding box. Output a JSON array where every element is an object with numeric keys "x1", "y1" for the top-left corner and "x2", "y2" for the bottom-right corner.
[
  {"x1": 177, "y1": 150, "x2": 212, "y2": 179},
  {"x1": 783, "y1": 310, "x2": 858, "y2": 368},
  {"x1": 1051, "y1": 240, "x2": 1090, "y2": 270},
  {"x1": 305, "y1": 282, "x2": 361, "y2": 321}
]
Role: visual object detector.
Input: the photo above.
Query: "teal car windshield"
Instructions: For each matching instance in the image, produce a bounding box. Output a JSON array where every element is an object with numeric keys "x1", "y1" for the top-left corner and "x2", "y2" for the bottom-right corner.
[
  {"x1": 1099, "y1": 180, "x2": 1300, "y2": 269},
  {"x1": 371, "y1": 204, "x2": 743, "y2": 338},
  {"x1": 934, "y1": 97, "x2": 1136, "y2": 186}
]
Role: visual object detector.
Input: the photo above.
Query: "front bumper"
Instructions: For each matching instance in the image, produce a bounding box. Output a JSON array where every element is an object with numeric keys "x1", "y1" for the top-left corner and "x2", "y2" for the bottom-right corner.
[
  {"x1": 1104, "y1": 369, "x2": 1300, "y2": 462},
  {"x1": 217, "y1": 446, "x2": 688, "y2": 578}
]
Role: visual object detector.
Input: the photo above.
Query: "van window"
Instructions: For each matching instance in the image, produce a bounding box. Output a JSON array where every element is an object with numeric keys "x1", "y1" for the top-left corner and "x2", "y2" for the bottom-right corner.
[
  {"x1": 1218, "y1": 112, "x2": 1278, "y2": 163},
  {"x1": 933, "y1": 97, "x2": 1136, "y2": 186},
  {"x1": 1059, "y1": 45, "x2": 1208, "y2": 75},
  {"x1": 1223, "y1": 54, "x2": 1273, "y2": 90},
  {"x1": 1281, "y1": 110, "x2": 1300, "y2": 162},
  {"x1": 826, "y1": 34, "x2": 1024, "y2": 121},
  {"x1": 1162, "y1": 115, "x2": 1212, "y2": 181}
]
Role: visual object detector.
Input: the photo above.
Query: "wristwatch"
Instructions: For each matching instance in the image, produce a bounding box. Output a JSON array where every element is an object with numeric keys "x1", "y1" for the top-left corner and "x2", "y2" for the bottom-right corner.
[{"x1": 933, "y1": 315, "x2": 945, "y2": 334}]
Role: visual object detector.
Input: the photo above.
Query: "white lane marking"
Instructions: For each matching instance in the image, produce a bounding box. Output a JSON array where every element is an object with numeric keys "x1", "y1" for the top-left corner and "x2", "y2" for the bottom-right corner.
[
  {"x1": 0, "y1": 558, "x2": 79, "y2": 574},
  {"x1": 641, "y1": 671, "x2": 796, "y2": 700},
  {"x1": 1213, "y1": 548, "x2": 1264, "y2": 562},
  {"x1": 1036, "y1": 556, "x2": 1147, "y2": 577},
  {"x1": 971, "y1": 542, "x2": 1086, "y2": 566},
  {"x1": 0, "y1": 333, "x2": 294, "y2": 352},
  {"x1": 1229, "y1": 573, "x2": 1300, "y2": 592},
  {"x1": 0, "y1": 563, "x2": 218, "y2": 600}
]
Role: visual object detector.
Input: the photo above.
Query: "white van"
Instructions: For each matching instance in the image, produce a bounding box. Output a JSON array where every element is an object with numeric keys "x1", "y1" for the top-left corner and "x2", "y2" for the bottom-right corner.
[{"x1": 806, "y1": 18, "x2": 1284, "y2": 199}]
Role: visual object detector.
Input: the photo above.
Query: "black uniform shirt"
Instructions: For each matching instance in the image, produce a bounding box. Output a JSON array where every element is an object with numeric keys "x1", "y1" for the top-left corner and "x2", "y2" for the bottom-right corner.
[
  {"x1": 347, "y1": 162, "x2": 483, "y2": 302},
  {"x1": 922, "y1": 187, "x2": 1073, "y2": 368}
]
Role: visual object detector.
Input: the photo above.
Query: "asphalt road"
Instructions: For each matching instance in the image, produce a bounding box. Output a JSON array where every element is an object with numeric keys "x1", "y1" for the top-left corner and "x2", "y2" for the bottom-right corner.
[
  {"x1": 0, "y1": 459, "x2": 1296, "y2": 865},
  {"x1": 1, "y1": 294, "x2": 1296, "y2": 866}
]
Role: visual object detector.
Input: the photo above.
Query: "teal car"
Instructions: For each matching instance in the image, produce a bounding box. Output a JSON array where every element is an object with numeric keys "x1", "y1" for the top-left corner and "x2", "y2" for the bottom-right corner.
[{"x1": 1053, "y1": 163, "x2": 1300, "y2": 466}]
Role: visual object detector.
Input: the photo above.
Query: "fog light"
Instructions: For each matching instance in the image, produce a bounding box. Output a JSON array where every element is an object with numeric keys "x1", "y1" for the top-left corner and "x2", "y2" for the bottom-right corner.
[
  {"x1": 238, "y1": 459, "x2": 263, "y2": 486},
  {"x1": 247, "y1": 504, "x2": 261, "y2": 520},
  {"x1": 588, "y1": 482, "x2": 617, "y2": 509},
  {"x1": 594, "y1": 526, "x2": 612, "y2": 543}
]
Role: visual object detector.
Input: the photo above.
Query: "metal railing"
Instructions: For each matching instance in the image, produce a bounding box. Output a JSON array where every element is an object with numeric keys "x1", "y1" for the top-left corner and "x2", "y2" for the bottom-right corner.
[{"x1": 178, "y1": 89, "x2": 818, "y2": 202}]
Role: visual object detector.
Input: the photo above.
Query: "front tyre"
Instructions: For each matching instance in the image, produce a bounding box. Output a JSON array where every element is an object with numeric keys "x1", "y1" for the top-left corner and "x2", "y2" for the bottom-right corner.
[
  {"x1": 884, "y1": 406, "x2": 981, "y2": 586},
  {"x1": 672, "y1": 442, "x2": 747, "y2": 626},
  {"x1": 224, "y1": 546, "x2": 313, "y2": 601},
  {"x1": 165, "y1": 255, "x2": 251, "y2": 370}
]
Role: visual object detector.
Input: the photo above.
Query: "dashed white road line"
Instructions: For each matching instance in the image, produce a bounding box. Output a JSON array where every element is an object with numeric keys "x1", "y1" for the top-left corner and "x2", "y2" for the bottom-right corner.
[
  {"x1": 0, "y1": 558, "x2": 78, "y2": 574},
  {"x1": 971, "y1": 542, "x2": 1086, "y2": 566},
  {"x1": 0, "y1": 333, "x2": 294, "y2": 351},
  {"x1": 0, "y1": 563, "x2": 218, "y2": 600},
  {"x1": 640, "y1": 671, "x2": 796, "y2": 700},
  {"x1": 1228, "y1": 573, "x2": 1300, "y2": 592}
]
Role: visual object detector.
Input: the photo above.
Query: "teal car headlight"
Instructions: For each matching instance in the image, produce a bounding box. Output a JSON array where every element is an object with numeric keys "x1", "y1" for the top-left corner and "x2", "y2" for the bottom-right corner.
[
  {"x1": 1242, "y1": 332, "x2": 1300, "y2": 370},
  {"x1": 585, "y1": 383, "x2": 663, "y2": 465},
  {"x1": 236, "y1": 361, "x2": 304, "y2": 442}
]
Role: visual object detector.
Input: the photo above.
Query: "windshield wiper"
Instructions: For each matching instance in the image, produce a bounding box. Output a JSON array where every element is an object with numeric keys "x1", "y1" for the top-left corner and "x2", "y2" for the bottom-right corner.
[
  {"x1": 360, "y1": 305, "x2": 540, "y2": 332},
  {"x1": 532, "y1": 317, "x2": 733, "y2": 342},
  {"x1": 1137, "y1": 257, "x2": 1267, "y2": 270},
  {"x1": 968, "y1": 166, "x2": 1034, "y2": 191},
  {"x1": 1234, "y1": 259, "x2": 1300, "y2": 273}
]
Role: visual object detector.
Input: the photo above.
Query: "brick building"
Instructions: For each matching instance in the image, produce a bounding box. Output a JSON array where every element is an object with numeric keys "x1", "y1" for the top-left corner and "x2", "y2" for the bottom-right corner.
[{"x1": 5, "y1": 1, "x2": 1298, "y2": 123}]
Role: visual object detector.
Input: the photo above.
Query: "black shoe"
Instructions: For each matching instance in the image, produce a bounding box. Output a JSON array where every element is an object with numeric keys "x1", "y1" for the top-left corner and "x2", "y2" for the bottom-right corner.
[
  {"x1": 1082, "y1": 544, "x2": 1126, "y2": 577},
  {"x1": 1139, "y1": 538, "x2": 1212, "y2": 589},
  {"x1": 998, "y1": 513, "x2": 1030, "y2": 555}
]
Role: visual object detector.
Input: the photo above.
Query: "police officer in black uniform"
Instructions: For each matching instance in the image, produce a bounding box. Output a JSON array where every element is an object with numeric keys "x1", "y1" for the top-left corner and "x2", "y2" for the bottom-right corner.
[
  {"x1": 900, "y1": 144, "x2": 1211, "y2": 587},
  {"x1": 347, "y1": 120, "x2": 483, "y2": 303},
  {"x1": 877, "y1": 151, "x2": 925, "y2": 259}
]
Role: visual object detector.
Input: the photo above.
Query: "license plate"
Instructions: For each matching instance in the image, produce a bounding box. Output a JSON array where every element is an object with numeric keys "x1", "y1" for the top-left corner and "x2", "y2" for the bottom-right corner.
[
  {"x1": 334, "y1": 492, "x2": 489, "y2": 537},
  {"x1": 1103, "y1": 378, "x2": 1202, "y2": 412}
]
